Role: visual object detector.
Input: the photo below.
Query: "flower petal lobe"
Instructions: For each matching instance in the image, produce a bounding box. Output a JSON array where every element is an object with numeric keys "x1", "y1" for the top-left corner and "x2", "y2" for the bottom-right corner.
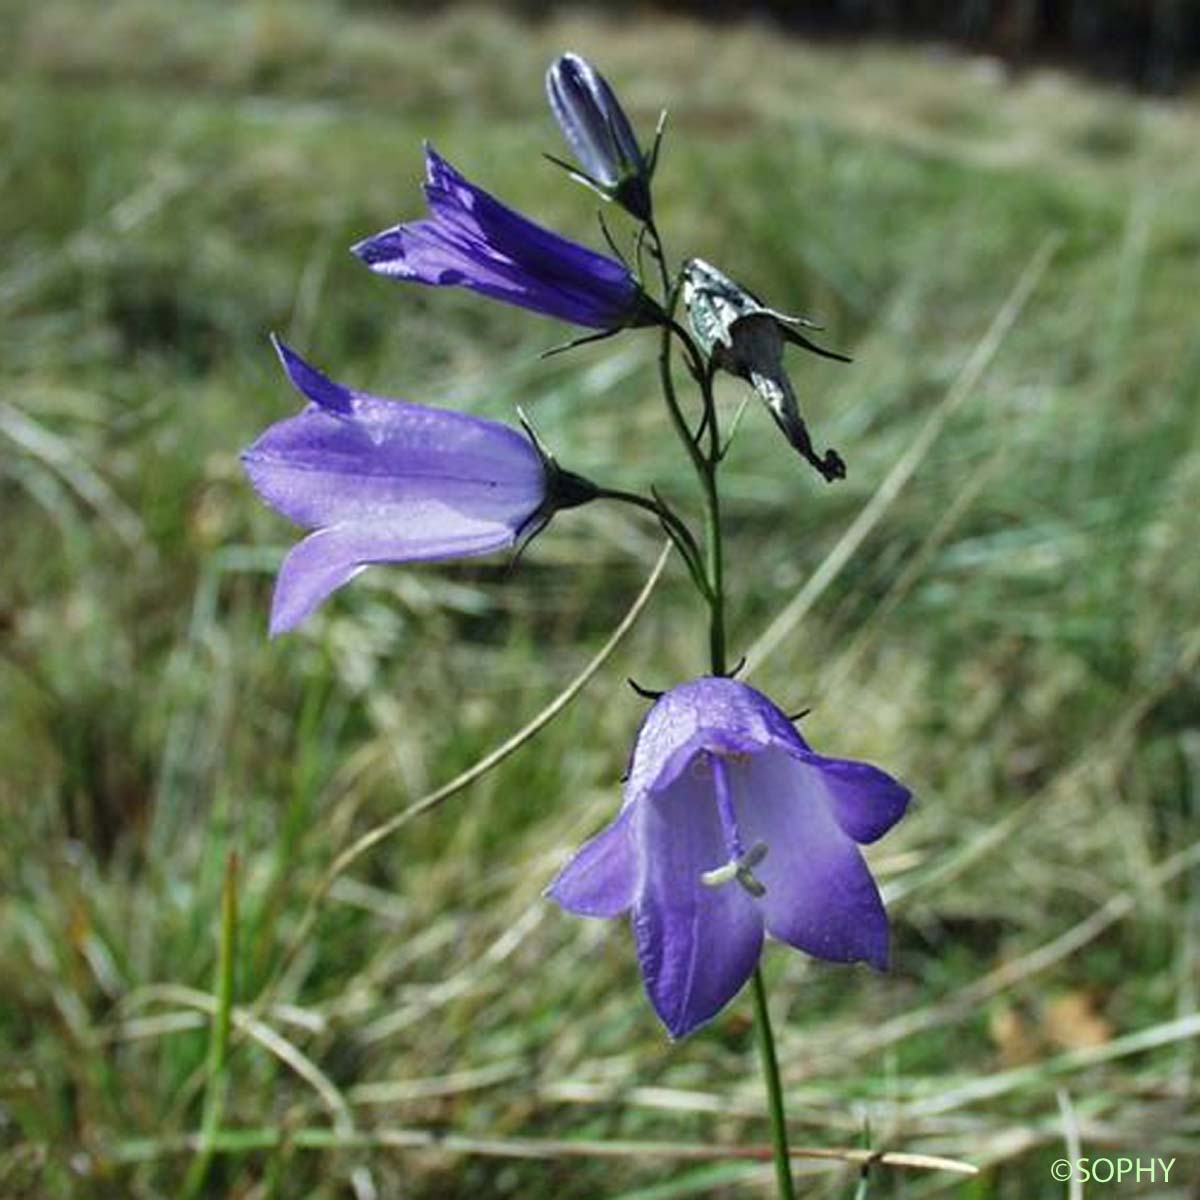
[
  {"x1": 547, "y1": 806, "x2": 637, "y2": 918},
  {"x1": 269, "y1": 515, "x2": 514, "y2": 636},
  {"x1": 271, "y1": 335, "x2": 354, "y2": 415},
  {"x1": 634, "y1": 770, "x2": 764, "y2": 1038},
  {"x1": 733, "y1": 749, "x2": 890, "y2": 969}
]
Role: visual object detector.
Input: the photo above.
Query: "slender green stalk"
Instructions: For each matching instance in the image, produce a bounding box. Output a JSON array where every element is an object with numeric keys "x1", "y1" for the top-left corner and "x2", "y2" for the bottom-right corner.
[
  {"x1": 751, "y1": 968, "x2": 797, "y2": 1200},
  {"x1": 656, "y1": 312, "x2": 710, "y2": 480},
  {"x1": 702, "y1": 477, "x2": 726, "y2": 675},
  {"x1": 644, "y1": 218, "x2": 673, "y2": 301},
  {"x1": 182, "y1": 850, "x2": 239, "y2": 1200},
  {"x1": 592, "y1": 484, "x2": 710, "y2": 599},
  {"x1": 646, "y1": 221, "x2": 795, "y2": 1199},
  {"x1": 694, "y1": 368, "x2": 727, "y2": 677}
]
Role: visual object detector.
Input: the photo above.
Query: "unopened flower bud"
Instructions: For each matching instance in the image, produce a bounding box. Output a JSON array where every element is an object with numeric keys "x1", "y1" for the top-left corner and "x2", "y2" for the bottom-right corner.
[{"x1": 546, "y1": 53, "x2": 655, "y2": 222}]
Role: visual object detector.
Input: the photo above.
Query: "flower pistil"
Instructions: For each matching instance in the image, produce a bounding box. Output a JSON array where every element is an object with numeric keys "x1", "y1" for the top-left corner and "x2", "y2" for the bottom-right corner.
[{"x1": 700, "y1": 753, "x2": 769, "y2": 897}]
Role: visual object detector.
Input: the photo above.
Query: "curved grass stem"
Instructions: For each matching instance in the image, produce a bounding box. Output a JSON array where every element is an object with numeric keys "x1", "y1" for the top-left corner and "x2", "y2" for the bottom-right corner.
[
  {"x1": 253, "y1": 542, "x2": 673, "y2": 1016},
  {"x1": 181, "y1": 851, "x2": 238, "y2": 1200}
]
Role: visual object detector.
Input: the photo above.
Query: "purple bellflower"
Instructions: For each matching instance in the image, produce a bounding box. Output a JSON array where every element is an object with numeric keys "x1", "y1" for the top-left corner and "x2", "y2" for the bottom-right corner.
[
  {"x1": 242, "y1": 338, "x2": 594, "y2": 635},
  {"x1": 547, "y1": 676, "x2": 910, "y2": 1039},
  {"x1": 546, "y1": 52, "x2": 656, "y2": 222},
  {"x1": 352, "y1": 146, "x2": 661, "y2": 330}
]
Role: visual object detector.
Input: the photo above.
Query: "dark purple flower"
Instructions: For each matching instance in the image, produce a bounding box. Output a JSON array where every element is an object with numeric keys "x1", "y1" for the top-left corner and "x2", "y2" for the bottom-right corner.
[
  {"x1": 547, "y1": 677, "x2": 910, "y2": 1039},
  {"x1": 546, "y1": 52, "x2": 654, "y2": 222},
  {"x1": 352, "y1": 146, "x2": 659, "y2": 330},
  {"x1": 242, "y1": 338, "x2": 554, "y2": 635}
]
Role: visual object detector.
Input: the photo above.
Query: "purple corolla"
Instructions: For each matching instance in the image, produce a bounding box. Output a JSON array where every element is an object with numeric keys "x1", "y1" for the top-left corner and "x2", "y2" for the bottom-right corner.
[
  {"x1": 352, "y1": 146, "x2": 660, "y2": 330},
  {"x1": 242, "y1": 338, "x2": 579, "y2": 635},
  {"x1": 548, "y1": 677, "x2": 910, "y2": 1038}
]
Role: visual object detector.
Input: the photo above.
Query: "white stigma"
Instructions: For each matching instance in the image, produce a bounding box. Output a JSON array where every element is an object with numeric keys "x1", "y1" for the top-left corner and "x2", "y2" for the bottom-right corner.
[{"x1": 701, "y1": 841, "x2": 768, "y2": 897}]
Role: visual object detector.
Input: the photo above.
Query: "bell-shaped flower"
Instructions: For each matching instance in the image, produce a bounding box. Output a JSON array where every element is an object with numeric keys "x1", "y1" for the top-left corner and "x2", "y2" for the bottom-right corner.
[
  {"x1": 353, "y1": 145, "x2": 662, "y2": 330},
  {"x1": 547, "y1": 676, "x2": 910, "y2": 1039},
  {"x1": 242, "y1": 338, "x2": 593, "y2": 635},
  {"x1": 545, "y1": 52, "x2": 656, "y2": 222},
  {"x1": 682, "y1": 258, "x2": 850, "y2": 482}
]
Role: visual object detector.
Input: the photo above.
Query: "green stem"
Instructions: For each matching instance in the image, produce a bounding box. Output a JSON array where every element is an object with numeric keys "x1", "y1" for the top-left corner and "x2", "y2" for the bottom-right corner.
[
  {"x1": 645, "y1": 221, "x2": 795, "y2": 1198},
  {"x1": 593, "y1": 485, "x2": 710, "y2": 600},
  {"x1": 751, "y1": 968, "x2": 797, "y2": 1200},
  {"x1": 644, "y1": 218, "x2": 673, "y2": 302},
  {"x1": 656, "y1": 314, "x2": 709, "y2": 481},
  {"x1": 694, "y1": 367, "x2": 726, "y2": 677},
  {"x1": 701, "y1": 472, "x2": 725, "y2": 675}
]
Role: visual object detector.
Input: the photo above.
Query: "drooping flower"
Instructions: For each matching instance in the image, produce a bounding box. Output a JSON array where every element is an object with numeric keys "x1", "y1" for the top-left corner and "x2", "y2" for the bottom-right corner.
[
  {"x1": 545, "y1": 52, "x2": 656, "y2": 222},
  {"x1": 682, "y1": 257, "x2": 850, "y2": 482},
  {"x1": 547, "y1": 676, "x2": 910, "y2": 1039},
  {"x1": 352, "y1": 145, "x2": 661, "y2": 330},
  {"x1": 242, "y1": 338, "x2": 593, "y2": 635}
]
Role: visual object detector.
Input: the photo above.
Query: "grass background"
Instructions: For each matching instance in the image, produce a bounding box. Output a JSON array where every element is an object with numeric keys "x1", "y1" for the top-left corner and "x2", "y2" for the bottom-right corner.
[{"x1": 2, "y1": 1, "x2": 1199, "y2": 1196}]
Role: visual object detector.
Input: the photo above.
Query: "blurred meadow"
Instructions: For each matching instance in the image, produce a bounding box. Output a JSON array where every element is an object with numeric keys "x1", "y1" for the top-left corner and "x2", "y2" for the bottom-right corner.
[{"x1": 3, "y1": 1, "x2": 1200, "y2": 1196}]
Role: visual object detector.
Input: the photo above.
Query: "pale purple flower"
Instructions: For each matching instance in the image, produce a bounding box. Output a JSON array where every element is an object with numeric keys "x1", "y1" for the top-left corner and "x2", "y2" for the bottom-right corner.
[
  {"x1": 546, "y1": 52, "x2": 654, "y2": 221},
  {"x1": 242, "y1": 338, "x2": 561, "y2": 635},
  {"x1": 547, "y1": 677, "x2": 910, "y2": 1038},
  {"x1": 352, "y1": 146, "x2": 660, "y2": 330}
]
